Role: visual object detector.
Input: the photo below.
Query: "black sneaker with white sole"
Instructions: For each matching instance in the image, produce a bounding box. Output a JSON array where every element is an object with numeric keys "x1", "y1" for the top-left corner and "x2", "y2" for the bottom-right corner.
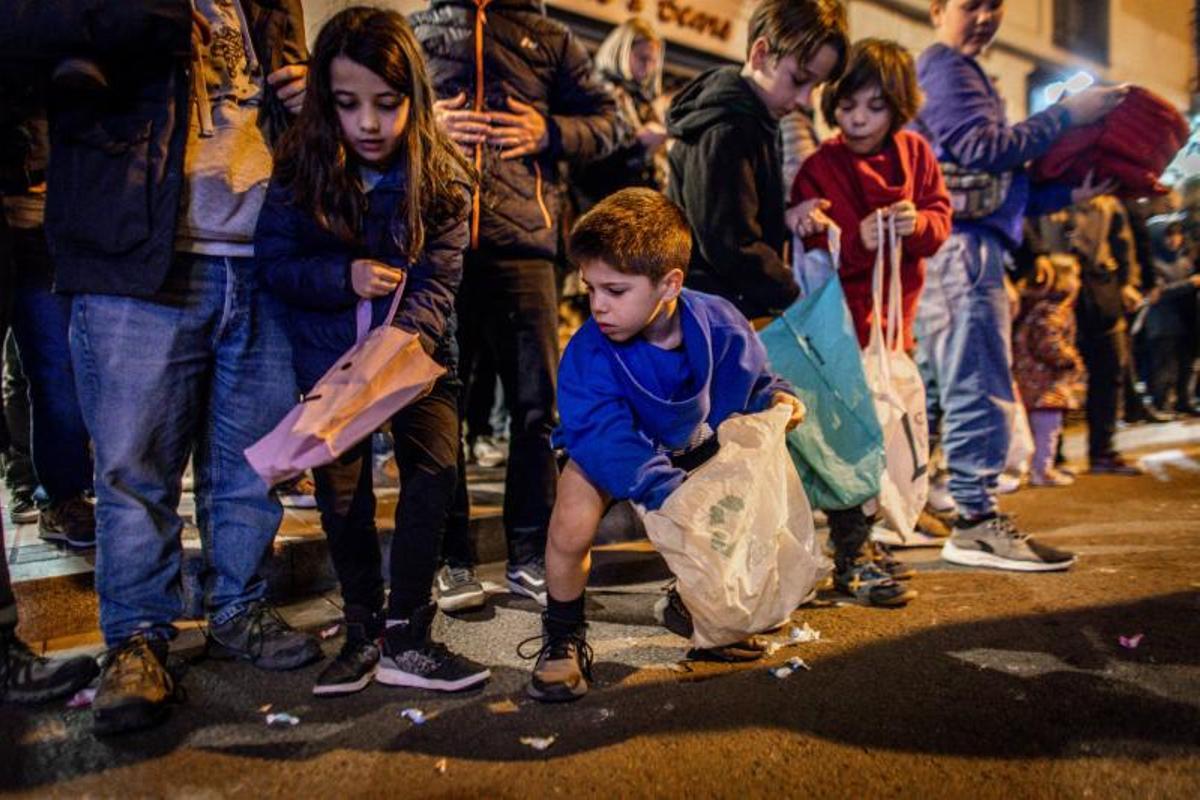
[
  {"x1": 435, "y1": 564, "x2": 486, "y2": 612},
  {"x1": 313, "y1": 629, "x2": 380, "y2": 697},
  {"x1": 507, "y1": 560, "x2": 547, "y2": 606},
  {"x1": 375, "y1": 604, "x2": 490, "y2": 692}
]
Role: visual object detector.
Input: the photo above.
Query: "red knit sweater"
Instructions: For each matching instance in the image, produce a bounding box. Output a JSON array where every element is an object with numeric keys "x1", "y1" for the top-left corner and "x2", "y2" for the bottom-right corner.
[{"x1": 791, "y1": 130, "x2": 951, "y2": 349}]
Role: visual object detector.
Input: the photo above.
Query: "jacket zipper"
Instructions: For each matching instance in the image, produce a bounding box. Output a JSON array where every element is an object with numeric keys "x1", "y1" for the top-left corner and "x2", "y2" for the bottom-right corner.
[{"x1": 470, "y1": 0, "x2": 492, "y2": 249}]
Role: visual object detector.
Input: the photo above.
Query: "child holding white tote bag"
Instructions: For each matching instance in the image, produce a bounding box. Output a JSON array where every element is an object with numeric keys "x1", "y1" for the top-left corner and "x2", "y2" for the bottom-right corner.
[{"x1": 790, "y1": 39, "x2": 951, "y2": 606}]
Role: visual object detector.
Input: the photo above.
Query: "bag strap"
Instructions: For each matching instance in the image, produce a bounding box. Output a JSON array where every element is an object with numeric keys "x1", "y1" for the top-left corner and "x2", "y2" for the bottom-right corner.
[
  {"x1": 791, "y1": 223, "x2": 842, "y2": 296},
  {"x1": 355, "y1": 278, "x2": 408, "y2": 345},
  {"x1": 886, "y1": 213, "x2": 903, "y2": 354}
]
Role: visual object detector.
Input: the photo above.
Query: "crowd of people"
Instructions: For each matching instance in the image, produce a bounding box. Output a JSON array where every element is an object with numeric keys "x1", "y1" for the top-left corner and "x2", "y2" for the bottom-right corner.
[{"x1": 0, "y1": 0, "x2": 1195, "y2": 736}]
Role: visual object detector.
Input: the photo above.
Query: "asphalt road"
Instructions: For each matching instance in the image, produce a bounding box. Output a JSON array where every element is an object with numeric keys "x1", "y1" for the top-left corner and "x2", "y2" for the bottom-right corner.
[{"x1": 4, "y1": 432, "x2": 1200, "y2": 798}]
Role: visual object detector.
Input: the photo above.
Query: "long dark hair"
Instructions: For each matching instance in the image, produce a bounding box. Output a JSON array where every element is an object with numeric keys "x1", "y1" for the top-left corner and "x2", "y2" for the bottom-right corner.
[{"x1": 273, "y1": 6, "x2": 471, "y2": 261}]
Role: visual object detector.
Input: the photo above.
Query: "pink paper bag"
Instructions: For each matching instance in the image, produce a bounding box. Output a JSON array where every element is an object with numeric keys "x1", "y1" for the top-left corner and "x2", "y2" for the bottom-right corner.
[{"x1": 245, "y1": 284, "x2": 444, "y2": 487}]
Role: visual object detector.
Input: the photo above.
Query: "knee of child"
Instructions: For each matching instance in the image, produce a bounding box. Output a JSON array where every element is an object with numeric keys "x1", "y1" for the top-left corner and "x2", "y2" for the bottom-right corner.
[{"x1": 548, "y1": 503, "x2": 599, "y2": 559}]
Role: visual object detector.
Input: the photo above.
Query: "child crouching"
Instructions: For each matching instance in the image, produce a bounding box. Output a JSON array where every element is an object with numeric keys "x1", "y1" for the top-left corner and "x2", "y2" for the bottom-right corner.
[{"x1": 526, "y1": 188, "x2": 804, "y2": 702}]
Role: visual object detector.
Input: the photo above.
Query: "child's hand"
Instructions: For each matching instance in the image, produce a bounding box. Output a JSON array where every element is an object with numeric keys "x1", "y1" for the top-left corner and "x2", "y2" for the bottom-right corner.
[
  {"x1": 859, "y1": 213, "x2": 881, "y2": 251},
  {"x1": 1070, "y1": 169, "x2": 1119, "y2": 206},
  {"x1": 787, "y1": 198, "x2": 832, "y2": 238},
  {"x1": 267, "y1": 64, "x2": 307, "y2": 115},
  {"x1": 351, "y1": 259, "x2": 405, "y2": 299},
  {"x1": 889, "y1": 201, "x2": 918, "y2": 236},
  {"x1": 1060, "y1": 85, "x2": 1128, "y2": 127},
  {"x1": 772, "y1": 392, "x2": 806, "y2": 431},
  {"x1": 636, "y1": 121, "x2": 669, "y2": 151}
]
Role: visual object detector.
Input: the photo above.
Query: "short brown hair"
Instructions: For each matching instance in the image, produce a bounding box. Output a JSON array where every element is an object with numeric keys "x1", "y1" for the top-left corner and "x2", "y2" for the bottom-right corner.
[
  {"x1": 821, "y1": 38, "x2": 922, "y2": 136},
  {"x1": 568, "y1": 188, "x2": 692, "y2": 281},
  {"x1": 746, "y1": 0, "x2": 849, "y2": 78}
]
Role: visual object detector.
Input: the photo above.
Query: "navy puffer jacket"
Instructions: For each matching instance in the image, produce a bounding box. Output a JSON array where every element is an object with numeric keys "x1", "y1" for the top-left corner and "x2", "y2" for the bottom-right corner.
[
  {"x1": 255, "y1": 167, "x2": 468, "y2": 392},
  {"x1": 411, "y1": 0, "x2": 623, "y2": 259}
]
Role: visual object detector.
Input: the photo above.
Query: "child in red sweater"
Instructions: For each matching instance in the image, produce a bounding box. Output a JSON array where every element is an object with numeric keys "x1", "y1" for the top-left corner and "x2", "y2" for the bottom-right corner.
[{"x1": 790, "y1": 38, "x2": 951, "y2": 606}]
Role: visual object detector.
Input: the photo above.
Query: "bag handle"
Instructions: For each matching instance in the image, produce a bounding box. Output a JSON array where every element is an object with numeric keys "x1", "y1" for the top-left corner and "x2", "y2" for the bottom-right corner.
[
  {"x1": 791, "y1": 223, "x2": 842, "y2": 296},
  {"x1": 886, "y1": 212, "x2": 903, "y2": 354},
  {"x1": 355, "y1": 275, "x2": 408, "y2": 345}
]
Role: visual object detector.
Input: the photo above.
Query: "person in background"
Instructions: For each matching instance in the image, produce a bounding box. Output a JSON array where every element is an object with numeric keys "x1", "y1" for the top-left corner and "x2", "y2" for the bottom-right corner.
[
  {"x1": 0, "y1": 75, "x2": 99, "y2": 703},
  {"x1": 1144, "y1": 215, "x2": 1200, "y2": 416},
  {"x1": 912, "y1": 0, "x2": 1124, "y2": 572},
  {"x1": 1068, "y1": 195, "x2": 1148, "y2": 473},
  {"x1": 0, "y1": 94, "x2": 95, "y2": 549},
  {"x1": 790, "y1": 38, "x2": 951, "y2": 605},
  {"x1": 572, "y1": 17, "x2": 668, "y2": 213},
  {"x1": 413, "y1": 0, "x2": 623, "y2": 612},
  {"x1": 1012, "y1": 255, "x2": 1084, "y2": 487}
]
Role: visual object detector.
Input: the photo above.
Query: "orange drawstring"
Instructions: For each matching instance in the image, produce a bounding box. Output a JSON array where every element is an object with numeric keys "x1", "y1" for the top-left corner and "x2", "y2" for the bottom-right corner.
[
  {"x1": 470, "y1": 0, "x2": 492, "y2": 250},
  {"x1": 532, "y1": 162, "x2": 552, "y2": 230}
]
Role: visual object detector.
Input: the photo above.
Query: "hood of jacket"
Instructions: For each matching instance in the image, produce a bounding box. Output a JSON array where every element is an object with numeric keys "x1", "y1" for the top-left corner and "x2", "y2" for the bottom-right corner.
[{"x1": 666, "y1": 66, "x2": 775, "y2": 142}]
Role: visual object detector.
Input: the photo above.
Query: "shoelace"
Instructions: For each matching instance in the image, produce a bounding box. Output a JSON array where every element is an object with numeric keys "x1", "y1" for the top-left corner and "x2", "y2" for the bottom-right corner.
[
  {"x1": 447, "y1": 566, "x2": 475, "y2": 587},
  {"x1": 516, "y1": 632, "x2": 594, "y2": 681},
  {"x1": 99, "y1": 636, "x2": 179, "y2": 700},
  {"x1": 986, "y1": 514, "x2": 1027, "y2": 542}
]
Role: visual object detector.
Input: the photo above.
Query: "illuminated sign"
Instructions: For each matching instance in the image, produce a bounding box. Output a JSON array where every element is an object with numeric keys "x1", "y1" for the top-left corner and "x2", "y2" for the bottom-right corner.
[{"x1": 547, "y1": 0, "x2": 750, "y2": 60}]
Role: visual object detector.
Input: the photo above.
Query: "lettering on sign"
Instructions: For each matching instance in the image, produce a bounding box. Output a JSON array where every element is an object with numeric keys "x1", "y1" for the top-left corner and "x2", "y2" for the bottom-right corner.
[{"x1": 585, "y1": 0, "x2": 733, "y2": 44}]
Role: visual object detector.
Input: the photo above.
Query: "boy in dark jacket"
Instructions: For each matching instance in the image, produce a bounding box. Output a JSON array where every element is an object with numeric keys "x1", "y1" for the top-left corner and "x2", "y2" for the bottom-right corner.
[
  {"x1": 666, "y1": 0, "x2": 848, "y2": 322},
  {"x1": 526, "y1": 189, "x2": 804, "y2": 702},
  {"x1": 411, "y1": 0, "x2": 622, "y2": 609}
]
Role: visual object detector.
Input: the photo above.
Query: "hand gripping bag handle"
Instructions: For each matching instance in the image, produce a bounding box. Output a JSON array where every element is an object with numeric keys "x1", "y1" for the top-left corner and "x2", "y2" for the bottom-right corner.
[{"x1": 354, "y1": 277, "x2": 408, "y2": 345}]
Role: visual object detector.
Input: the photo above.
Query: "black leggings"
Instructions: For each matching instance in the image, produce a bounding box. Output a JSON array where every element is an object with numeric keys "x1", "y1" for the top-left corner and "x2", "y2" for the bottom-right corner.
[{"x1": 313, "y1": 378, "x2": 460, "y2": 620}]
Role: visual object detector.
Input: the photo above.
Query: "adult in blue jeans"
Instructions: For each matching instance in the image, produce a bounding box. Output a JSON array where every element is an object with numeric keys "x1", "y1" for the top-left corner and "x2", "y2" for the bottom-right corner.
[
  {"x1": 1, "y1": 0, "x2": 320, "y2": 735},
  {"x1": 913, "y1": 0, "x2": 1124, "y2": 572}
]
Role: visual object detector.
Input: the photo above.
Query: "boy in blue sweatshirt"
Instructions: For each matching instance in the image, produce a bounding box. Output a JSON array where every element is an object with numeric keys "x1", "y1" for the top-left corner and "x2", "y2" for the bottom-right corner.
[
  {"x1": 524, "y1": 188, "x2": 804, "y2": 702},
  {"x1": 912, "y1": 0, "x2": 1125, "y2": 573}
]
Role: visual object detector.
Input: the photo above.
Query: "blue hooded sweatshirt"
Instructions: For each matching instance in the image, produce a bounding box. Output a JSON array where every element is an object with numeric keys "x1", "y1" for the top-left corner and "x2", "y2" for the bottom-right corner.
[
  {"x1": 913, "y1": 43, "x2": 1075, "y2": 250},
  {"x1": 554, "y1": 289, "x2": 791, "y2": 510}
]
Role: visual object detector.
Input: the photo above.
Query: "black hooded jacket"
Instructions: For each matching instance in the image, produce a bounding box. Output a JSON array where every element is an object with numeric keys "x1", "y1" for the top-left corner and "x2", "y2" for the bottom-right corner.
[
  {"x1": 411, "y1": 0, "x2": 622, "y2": 260},
  {"x1": 666, "y1": 66, "x2": 797, "y2": 320}
]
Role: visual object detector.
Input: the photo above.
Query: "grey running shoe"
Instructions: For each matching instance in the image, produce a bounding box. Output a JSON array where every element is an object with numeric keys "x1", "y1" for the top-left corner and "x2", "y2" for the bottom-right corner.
[
  {"x1": 207, "y1": 601, "x2": 322, "y2": 670},
  {"x1": 1, "y1": 631, "x2": 98, "y2": 705},
  {"x1": 376, "y1": 604, "x2": 490, "y2": 692},
  {"x1": 435, "y1": 565, "x2": 486, "y2": 613},
  {"x1": 942, "y1": 514, "x2": 1076, "y2": 572}
]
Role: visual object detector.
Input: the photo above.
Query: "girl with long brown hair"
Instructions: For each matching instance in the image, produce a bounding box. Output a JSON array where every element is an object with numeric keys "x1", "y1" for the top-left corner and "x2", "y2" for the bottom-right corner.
[{"x1": 255, "y1": 6, "x2": 488, "y2": 697}]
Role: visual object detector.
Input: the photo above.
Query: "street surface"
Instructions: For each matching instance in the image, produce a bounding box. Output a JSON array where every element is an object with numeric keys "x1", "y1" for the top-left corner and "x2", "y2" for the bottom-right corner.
[{"x1": 4, "y1": 422, "x2": 1200, "y2": 798}]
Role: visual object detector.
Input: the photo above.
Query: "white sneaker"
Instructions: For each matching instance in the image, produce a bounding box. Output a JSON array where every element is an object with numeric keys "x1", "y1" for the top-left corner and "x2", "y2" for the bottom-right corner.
[
  {"x1": 870, "y1": 523, "x2": 947, "y2": 548},
  {"x1": 471, "y1": 436, "x2": 507, "y2": 469},
  {"x1": 927, "y1": 480, "x2": 957, "y2": 514},
  {"x1": 1029, "y1": 468, "x2": 1075, "y2": 487},
  {"x1": 996, "y1": 473, "x2": 1022, "y2": 495}
]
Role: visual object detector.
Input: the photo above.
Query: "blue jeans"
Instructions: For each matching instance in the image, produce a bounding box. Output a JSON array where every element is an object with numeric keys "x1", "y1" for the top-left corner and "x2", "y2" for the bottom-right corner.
[
  {"x1": 69, "y1": 254, "x2": 295, "y2": 645},
  {"x1": 914, "y1": 230, "x2": 1015, "y2": 519},
  {"x1": 8, "y1": 228, "x2": 93, "y2": 502}
]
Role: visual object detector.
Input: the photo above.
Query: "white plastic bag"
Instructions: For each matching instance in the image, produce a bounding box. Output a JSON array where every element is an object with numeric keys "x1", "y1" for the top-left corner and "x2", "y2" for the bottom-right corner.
[
  {"x1": 862, "y1": 212, "x2": 930, "y2": 538},
  {"x1": 638, "y1": 405, "x2": 826, "y2": 650}
]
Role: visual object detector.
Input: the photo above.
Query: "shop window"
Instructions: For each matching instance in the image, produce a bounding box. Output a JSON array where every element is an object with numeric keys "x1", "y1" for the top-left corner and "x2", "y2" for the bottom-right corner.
[{"x1": 1053, "y1": 0, "x2": 1110, "y2": 65}]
